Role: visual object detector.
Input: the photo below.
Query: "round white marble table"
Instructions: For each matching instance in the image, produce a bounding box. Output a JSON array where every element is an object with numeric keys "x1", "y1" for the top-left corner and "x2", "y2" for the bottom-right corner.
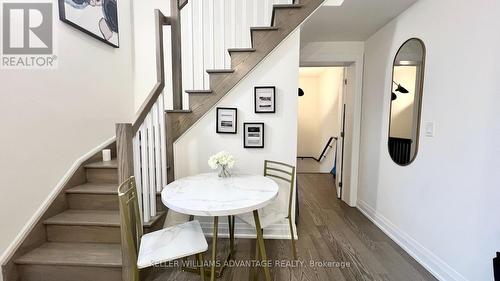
[{"x1": 162, "y1": 173, "x2": 278, "y2": 281}]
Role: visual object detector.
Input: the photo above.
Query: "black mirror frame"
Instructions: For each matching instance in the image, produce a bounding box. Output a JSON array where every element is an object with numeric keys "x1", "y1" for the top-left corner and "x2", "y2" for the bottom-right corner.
[{"x1": 387, "y1": 38, "x2": 426, "y2": 166}]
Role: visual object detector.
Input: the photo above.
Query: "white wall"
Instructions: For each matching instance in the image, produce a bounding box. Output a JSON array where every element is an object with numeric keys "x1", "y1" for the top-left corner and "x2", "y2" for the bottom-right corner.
[
  {"x1": 298, "y1": 67, "x2": 343, "y2": 173},
  {"x1": 174, "y1": 30, "x2": 300, "y2": 238},
  {"x1": 358, "y1": 0, "x2": 500, "y2": 280},
  {"x1": 0, "y1": 0, "x2": 134, "y2": 269},
  {"x1": 131, "y1": 0, "x2": 170, "y2": 111},
  {"x1": 300, "y1": 41, "x2": 364, "y2": 206}
]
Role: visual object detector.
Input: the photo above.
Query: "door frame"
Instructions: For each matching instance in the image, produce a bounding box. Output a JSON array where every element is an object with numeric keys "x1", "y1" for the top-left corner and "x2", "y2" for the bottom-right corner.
[{"x1": 299, "y1": 43, "x2": 364, "y2": 207}]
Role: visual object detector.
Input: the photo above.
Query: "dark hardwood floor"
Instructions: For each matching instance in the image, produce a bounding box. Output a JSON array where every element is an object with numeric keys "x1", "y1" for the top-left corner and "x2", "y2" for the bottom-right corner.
[{"x1": 147, "y1": 174, "x2": 437, "y2": 281}]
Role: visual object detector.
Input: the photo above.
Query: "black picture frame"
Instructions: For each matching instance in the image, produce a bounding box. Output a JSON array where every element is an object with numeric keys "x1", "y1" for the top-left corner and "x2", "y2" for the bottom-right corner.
[
  {"x1": 216, "y1": 107, "x2": 237, "y2": 134},
  {"x1": 58, "y1": 0, "x2": 120, "y2": 48},
  {"x1": 243, "y1": 123, "x2": 265, "y2": 148},
  {"x1": 254, "y1": 86, "x2": 276, "y2": 113}
]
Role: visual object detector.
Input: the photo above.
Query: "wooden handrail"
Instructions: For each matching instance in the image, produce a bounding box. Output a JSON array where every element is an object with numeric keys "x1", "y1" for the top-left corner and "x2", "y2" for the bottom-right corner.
[
  {"x1": 132, "y1": 0, "x2": 187, "y2": 134},
  {"x1": 132, "y1": 9, "x2": 167, "y2": 134}
]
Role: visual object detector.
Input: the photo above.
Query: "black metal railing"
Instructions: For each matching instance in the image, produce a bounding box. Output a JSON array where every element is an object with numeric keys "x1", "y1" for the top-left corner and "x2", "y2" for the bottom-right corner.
[{"x1": 298, "y1": 137, "x2": 336, "y2": 162}]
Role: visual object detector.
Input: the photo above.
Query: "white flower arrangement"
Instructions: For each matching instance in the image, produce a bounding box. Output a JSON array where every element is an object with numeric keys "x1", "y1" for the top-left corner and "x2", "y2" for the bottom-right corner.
[{"x1": 208, "y1": 151, "x2": 235, "y2": 170}]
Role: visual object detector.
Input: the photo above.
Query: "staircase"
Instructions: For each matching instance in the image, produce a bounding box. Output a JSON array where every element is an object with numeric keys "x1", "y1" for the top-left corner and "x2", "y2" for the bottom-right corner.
[
  {"x1": 166, "y1": 0, "x2": 324, "y2": 182},
  {"x1": 3, "y1": 0, "x2": 325, "y2": 280},
  {"x1": 11, "y1": 159, "x2": 165, "y2": 281}
]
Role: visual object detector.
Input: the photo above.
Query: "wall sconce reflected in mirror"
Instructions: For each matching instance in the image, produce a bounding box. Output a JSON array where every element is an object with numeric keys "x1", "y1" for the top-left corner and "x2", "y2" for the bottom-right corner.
[
  {"x1": 391, "y1": 81, "x2": 409, "y2": 101},
  {"x1": 393, "y1": 81, "x2": 409, "y2": 93}
]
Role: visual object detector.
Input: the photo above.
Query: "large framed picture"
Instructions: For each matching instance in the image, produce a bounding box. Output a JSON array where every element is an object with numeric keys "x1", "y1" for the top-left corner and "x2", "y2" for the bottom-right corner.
[
  {"x1": 216, "y1": 107, "x2": 237, "y2": 134},
  {"x1": 254, "y1": 86, "x2": 276, "y2": 113},
  {"x1": 59, "y1": 0, "x2": 120, "y2": 48},
  {"x1": 243, "y1": 123, "x2": 264, "y2": 148}
]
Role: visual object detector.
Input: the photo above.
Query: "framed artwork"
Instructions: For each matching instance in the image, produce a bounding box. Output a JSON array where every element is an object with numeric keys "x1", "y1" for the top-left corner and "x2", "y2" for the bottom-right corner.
[
  {"x1": 216, "y1": 107, "x2": 237, "y2": 134},
  {"x1": 59, "y1": 0, "x2": 120, "y2": 48},
  {"x1": 254, "y1": 86, "x2": 276, "y2": 113},
  {"x1": 244, "y1": 123, "x2": 264, "y2": 148}
]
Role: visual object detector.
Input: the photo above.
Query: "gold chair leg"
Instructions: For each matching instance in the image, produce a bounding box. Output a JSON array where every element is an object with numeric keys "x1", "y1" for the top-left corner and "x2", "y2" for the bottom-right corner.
[
  {"x1": 252, "y1": 229, "x2": 262, "y2": 281},
  {"x1": 253, "y1": 210, "x2": 271, "y2": 281},
  {"x1": 288, "y1": 217, "x2": 298, "y2": 260},
  {"x1": 228, "y1": 216, "x2": 234, "y2": 256},
  {"x1": 198, "y1": 253, "x2": 206, "y2": 281},
  {"x1": 211, "y1": 216, "x2": 219, "y2": 281}
]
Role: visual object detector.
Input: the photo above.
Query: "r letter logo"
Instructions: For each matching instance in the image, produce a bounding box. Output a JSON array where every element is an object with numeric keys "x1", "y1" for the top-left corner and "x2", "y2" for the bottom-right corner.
[{"x1": 1, "y1": 2, "x2": 57, "y2": 69}]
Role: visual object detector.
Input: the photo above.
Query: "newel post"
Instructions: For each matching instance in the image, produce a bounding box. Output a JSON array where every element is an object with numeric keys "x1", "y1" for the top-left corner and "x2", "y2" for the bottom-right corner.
[
  {"x1": 115, "y1": 123, "x2": 135, "y2": 281},
  {"x1": 116, "y1": 123, "x2": 134, "y2": 183}
]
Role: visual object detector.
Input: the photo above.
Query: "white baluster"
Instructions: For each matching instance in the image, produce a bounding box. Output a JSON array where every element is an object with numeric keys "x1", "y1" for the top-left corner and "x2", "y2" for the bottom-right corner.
[
  {"x1": 214, "y1": 0, "x2": 225, "y2": 69},
  {"x1": 147, "y1": 113, "x2": 156, "y2": 217},
  {"x1": 227, "y1": 0, "x2": 236, "y2": 69},
  {"x1": 181, "y1": 1, "x2": 193, "y2": 102},
  {"x1": 132, "y1": 134, "x2": 143, "y2": 221},
  {"x1": 192, "y1": 0, "x2": 204, "y2": 90},
  {"x1": 158, "y1": 94, "x2": 168, "y2": 188},
  {"x1": 265, "y1": 0, "x2": 271, "y2": 26},
  {"x1": 153, "y1": 101, "x2": 162, "y2": 192},
  {"x1": 139, "y1": 123, "x2": 150, "y2": 223},
  {"x1": 163, "y1": 25, "x2": 173, "y2": 110}
]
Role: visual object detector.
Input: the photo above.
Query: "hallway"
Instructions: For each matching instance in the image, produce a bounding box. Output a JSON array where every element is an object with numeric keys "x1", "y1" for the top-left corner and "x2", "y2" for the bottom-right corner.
[{"x1": 148, "y1": 174, "x2": 436, "y2": 281}]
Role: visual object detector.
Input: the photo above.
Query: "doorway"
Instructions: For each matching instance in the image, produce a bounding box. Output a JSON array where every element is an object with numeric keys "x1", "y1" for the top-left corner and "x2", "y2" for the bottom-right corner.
[
  {"x1": 297, "y1": 66, "x2": 345, "y2": 198},
  {"x1": 296, "y1": 62, "x2": 358, "y2": 205}
]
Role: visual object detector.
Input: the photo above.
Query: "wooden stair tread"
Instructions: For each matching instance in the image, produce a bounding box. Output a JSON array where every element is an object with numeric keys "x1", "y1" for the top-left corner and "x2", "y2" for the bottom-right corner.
[
  {"x1": 250, "y1": 26, "x2": 279, "y2": 31},
  {"x1": 166, "y1": 109, "x2": 192, "y2": 113},
  {"x1": 185, "y1": 90, "x2": 213, "y2": 94},
  {"x1": 84, "y1": 160, "x2": 117, "y2": 169},
  {"x1": 273, "y1": 4, "x2": 303, "y2": 8},
  {"x1": 44, "y1": 209, "x2": 164, "y2": 228},
  {"x1": 206, "y1": 69, "x2": 235, "y2": 74},
  {"x1": 271, "y1": 4, "x2": 303, "y2": 25},
  {"x1": 67, "y1": 183, "x2": 163, "y2": 196},
  {"x1": 228, "y1": 48, "x2": 256, "y2": 52},
  {"x1": 66, "y1": 183, "x2": 117, "y2": 195},
  {"x1": 14, "y1": 242, "x2": 122, "y2": 267},
  {"x1": 44, "y1": 210, "x2": 120, "y2": 227}
]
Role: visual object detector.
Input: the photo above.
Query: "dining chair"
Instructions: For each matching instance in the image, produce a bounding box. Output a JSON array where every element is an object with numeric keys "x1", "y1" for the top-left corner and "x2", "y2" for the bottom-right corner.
[
  {"x1": 118, "y1": 176, "x2": 208, "y2": 281},
  {"x1": 236, "y1": 160, "x2": 297, "y2": 259}
]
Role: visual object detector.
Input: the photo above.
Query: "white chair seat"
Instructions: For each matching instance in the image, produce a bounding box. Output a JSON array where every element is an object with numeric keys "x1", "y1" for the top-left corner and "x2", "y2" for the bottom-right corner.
[{"x1": 137, "y1": 220, "x2": 208, "y2": 269}]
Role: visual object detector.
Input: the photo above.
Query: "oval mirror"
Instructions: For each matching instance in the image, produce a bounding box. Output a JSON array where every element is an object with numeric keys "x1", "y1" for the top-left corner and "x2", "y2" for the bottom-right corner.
[{"x1": 388, "y1": 38, "x2": 425, "y2": 165}]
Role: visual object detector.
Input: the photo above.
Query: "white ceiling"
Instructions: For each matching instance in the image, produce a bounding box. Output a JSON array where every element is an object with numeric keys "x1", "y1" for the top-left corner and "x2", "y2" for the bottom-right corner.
[{"x1": 300, "y1": 0, "x2": 419, "y2": 45}]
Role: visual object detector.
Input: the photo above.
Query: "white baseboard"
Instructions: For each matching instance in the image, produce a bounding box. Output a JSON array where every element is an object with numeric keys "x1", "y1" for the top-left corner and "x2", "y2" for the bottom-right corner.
[
  {"x1": 356, "y1": 200, "x2": 468, "y2": 281},
  {"x1": 197, "y1": 217, "x2": 295, "y2": 240},
  {"x1": 0, "y1": 137, "x2": 116, "y2": 271}
]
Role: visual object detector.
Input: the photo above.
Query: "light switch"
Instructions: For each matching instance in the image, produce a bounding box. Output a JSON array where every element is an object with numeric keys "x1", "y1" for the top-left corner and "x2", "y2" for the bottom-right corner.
[{"x1": 425, "y1": 122, "x2": 435, "y2": 137}]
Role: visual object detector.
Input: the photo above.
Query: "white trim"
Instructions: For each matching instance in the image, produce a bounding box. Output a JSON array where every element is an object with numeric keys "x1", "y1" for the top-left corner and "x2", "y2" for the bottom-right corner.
[
  {"x1": 357, "y1": 200, "x2": 468, "y2": 281},
  {"x1": 0, "y1": 137, "x2": 116, "y2": 269}
]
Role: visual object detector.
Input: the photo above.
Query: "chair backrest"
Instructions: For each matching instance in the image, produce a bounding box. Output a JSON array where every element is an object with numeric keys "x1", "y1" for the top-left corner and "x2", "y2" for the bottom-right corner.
[
  {"x1": 118, "y1": 176, "x2": 143, "y2": 280},
  {"x1": 264, "y1": 160, "x2": 296, "y2": 219}
]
